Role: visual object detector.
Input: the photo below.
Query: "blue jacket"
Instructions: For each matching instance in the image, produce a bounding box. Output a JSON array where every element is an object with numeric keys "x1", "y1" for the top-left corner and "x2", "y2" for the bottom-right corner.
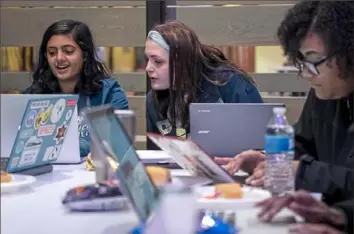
[
  {"x1": 24, "y1": 78, "x2": 129, "y2": 157},
  {"x1": 146, "y1": 69, "x2": 263, "y2": 142}
]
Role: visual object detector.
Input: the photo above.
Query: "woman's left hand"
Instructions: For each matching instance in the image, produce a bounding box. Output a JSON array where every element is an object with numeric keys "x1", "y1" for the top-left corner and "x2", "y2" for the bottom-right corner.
[{"x1": 255, "y1": 190, "x2": 346, "y2": 226}]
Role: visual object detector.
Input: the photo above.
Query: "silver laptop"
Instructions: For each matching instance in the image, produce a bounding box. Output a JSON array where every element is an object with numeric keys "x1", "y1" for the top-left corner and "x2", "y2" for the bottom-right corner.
[
  {"x1": 0, "y1": 94, "x2": 80, "y2": 173},
  {"x1": 1, "y1": 94, "x2": 82, "y2": 165},
  {"x1": 189, "y1": 103, "x2": 285, "y2": 157}
]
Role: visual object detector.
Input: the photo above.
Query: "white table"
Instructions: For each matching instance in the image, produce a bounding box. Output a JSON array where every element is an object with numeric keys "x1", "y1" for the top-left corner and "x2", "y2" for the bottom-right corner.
[{"x1": 2, "y1": 165, "x2": 298, "y2": 234}]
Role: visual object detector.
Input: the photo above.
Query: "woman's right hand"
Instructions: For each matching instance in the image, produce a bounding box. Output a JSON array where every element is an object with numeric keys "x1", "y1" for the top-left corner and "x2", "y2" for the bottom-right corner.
[{"x1": 214, "y1": 150, "x2": 265, "y2": 180}]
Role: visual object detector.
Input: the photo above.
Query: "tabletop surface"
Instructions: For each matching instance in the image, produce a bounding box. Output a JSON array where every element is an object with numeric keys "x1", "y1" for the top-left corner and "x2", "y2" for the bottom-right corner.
[{"x1": 1, "y1": 156, "x2": 299, "y2": 234}]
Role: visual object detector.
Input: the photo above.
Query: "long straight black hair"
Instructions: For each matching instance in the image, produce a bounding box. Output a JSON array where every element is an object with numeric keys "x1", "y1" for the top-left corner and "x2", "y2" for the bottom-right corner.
[{"x1": 28, "y1": 19, "x2": 110, "y2": 95}]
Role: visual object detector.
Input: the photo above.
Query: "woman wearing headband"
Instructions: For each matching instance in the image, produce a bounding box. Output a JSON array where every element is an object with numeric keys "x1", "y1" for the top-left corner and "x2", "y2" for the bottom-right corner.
[
  {"x1": 145, "y1": 21, "x2": 263, "y2": 143},
  {"x1": 24, "y1": 19, "x2": 129, "y2": 157}
]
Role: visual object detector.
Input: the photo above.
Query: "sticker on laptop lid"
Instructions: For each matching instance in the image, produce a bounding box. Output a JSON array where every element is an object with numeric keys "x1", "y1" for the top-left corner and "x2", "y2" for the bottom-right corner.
[
  {"x1": 9, "y1": 157, "x2": 19, "y2": 169},
  {"x1": 38, "y1": 125, "x2": 56, "y2": 137},
  {"x1": 51, "y1": 99, "x2": 66, "y2": 124},
  {"x1": 25, "y1": 110, "x2": 37, "y2": 128},
  {"x1": 15, "y1": 140, "x2": 25, "y2": 154},
  {"x1": 34, "y1": 105, "x2": 52, "y2": 129},
  {"x1": 66, "y1": 99, "x2": 77, "y2": 107},
  {"x1": 43, "y1": 144, "x2": 62, "y2": 161},
  {"x1": 30, "y1": 100, "x2": 50, "y2": 109},
  {"x1": 54, "y1": 122, "x2": 68, "y2": 144},
  {"x1": 18, "y1": 136, "x2": 43, "y2": 167},
  {"x1": 19, "y1": 129, "x2": 34, "y2": 139},
  {"x1": 65, "y1": 109, "x2": 73, "y2": 121}
]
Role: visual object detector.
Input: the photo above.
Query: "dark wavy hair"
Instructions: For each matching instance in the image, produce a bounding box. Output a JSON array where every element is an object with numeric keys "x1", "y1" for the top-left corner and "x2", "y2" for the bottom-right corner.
[
  {"x1": 28, "y1": 19, "x2": 110, "y2": 95},
  {"x1": 150, "y1": 20, "x2": 255, "y2": 129},
  {"x1": 276, "y1": 1, "x2": 354, "y2": 80}
]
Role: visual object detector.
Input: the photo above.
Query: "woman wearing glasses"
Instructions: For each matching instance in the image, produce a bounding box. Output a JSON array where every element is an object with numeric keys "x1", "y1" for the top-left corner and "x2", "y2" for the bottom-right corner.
[{"x1": 216, "y1": 0, "x2": 354, "y2": 212}]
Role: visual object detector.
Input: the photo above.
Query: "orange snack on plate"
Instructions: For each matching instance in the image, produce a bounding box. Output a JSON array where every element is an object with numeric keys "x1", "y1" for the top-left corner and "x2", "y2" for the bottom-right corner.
[
  {"x1": 1, "y1": 171, "x2": 12, "y2": 183},
  {"x1": 215, "y1": 183, "x2": 243, "y2": 199},
  {"x1": 145, "y1": 166, "x2": 172, "y2": 186}
]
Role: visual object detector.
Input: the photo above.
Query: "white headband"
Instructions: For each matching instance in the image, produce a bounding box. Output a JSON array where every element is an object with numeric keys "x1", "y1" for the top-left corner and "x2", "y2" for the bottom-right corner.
[{"x1": 147, "y1": 30, "x2": 170, "y2": 51}]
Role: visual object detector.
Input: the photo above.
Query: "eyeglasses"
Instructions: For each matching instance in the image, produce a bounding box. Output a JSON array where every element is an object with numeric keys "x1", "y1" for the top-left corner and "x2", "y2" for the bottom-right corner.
[
  {"x1": 295, "y1": 52, "x2": 334, "y2": 77},
  {"x1": 295, "y1": 57, "x2": 329, "y2": 76}
]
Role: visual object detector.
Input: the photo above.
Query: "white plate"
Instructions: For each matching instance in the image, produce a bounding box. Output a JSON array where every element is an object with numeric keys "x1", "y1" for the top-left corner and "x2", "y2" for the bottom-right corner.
[
  {"x1": 1, "y1": 174, "x2": 36, "y2": 194},
  {"x1": 194, "y1": 186, "x2": 271, "y2": 210}
]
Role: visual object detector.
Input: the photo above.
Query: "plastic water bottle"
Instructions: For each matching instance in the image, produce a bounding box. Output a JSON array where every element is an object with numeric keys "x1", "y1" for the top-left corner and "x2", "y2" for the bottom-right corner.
[{"x1": 264, "y1": 107, "x2": 295, "y2": 195}]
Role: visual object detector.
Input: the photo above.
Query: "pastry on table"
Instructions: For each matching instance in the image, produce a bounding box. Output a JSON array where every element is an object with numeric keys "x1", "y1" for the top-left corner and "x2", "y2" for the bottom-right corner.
[
  {"x1": 204, "y1": 183, "x2": 243, "y2": 199},
  {"x1": 215, "y1": 183, "x2": 243, "y2": 199},
  {"x1": 1, "y1": 170, "x2": 13, "y2": 183},
  {"x1": 145, "y1": 166, "x2": 172, "y2": 186}
]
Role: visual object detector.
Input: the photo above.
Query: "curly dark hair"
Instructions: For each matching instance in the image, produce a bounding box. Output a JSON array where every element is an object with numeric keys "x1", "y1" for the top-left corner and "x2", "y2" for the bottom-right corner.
[
  {"x1": 276, "y1": 1, "x2": 354, "y2": 80},
  {"x1": 28, "y1": 19, "x2": 110, "y2": 95}
]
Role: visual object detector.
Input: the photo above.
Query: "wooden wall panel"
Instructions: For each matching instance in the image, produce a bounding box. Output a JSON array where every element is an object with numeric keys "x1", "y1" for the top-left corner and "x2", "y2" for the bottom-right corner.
[
  {"x1": 1, "y1": 1, "x2": 145, "y2": 7},
  {"x1": 263, "y1": 96, "x2": 305, "y2": 124},
  {"x1": 0, "y1": 8, "x2": 145, "y2": 47},
  {"x1": 127, "y1": 96, "x2": 146, "y2": 136},
  {"x1": 176, "y1": 5, "x2": 291, "y2": 45},
  {"x1": 0, "y1": 72, "x2": 309, "y2": 93},
  {"x1": 252, "y1": 73, "x2": 309, "y2": 93},
  {"x1": 1, "y1": 5, "x2": 293, "y2": 46},
  {"x1": 176, "y1": 1, "x2": 298, "y2": 5},
  {"x1": 0, "y1": 72, "x2": 146, "y2": 92},
  {"x1": 1, "y1": 1, "x2": 297, "y2": 7}
]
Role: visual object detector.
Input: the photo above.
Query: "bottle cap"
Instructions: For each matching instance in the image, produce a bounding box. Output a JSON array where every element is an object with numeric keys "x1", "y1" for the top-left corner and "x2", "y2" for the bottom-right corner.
[{"x1": 273, "y1": 107, "x2": 286, "y2": 115}]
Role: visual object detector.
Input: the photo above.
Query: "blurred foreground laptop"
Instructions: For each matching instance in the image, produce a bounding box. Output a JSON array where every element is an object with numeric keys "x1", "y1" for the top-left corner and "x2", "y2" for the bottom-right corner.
[
  {"x1": 84, "y1": 106, "x2": 200, "y2": 230},
  {"x1": 1, "y1": 94, "x2": 81, "y2": 175},
  {"x1": 83, "y1": 105, "x2": 160, "y2": 223},
  {"x1": 190, "y1": 103, "x2": 285, "y2": 157}
]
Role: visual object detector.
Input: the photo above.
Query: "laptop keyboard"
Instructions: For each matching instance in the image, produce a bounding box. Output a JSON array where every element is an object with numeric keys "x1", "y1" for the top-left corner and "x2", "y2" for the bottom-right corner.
[{"x1": 1, "y1": 157, "x2": 9, "y2": 171}]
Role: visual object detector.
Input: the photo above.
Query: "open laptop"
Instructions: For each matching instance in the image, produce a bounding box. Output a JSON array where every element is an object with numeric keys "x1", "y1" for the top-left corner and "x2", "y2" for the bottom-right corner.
[
  {"x1": 147, "y1": 133, "x2": 242, "y2": 184},
  {"x1": 1, "y1": 94, "x2": 82, "y2": 165},
  {"x1": 82, "y1": 105, "x2": 159, "y2": 223},
  {"x1": 189, "y1": 103, "x2": 285, "y2": 157},
  {"x1": 1, "y1": 95, "x2": 79, "y2": 174}
]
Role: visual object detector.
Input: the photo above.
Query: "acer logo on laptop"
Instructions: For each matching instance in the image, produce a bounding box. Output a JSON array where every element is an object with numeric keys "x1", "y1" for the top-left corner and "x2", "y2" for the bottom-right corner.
[
  {"x1": 197, "y1": 109, "x2": 211, "y2": 113},
  {"x1": 197, "y1": 130, "x2": 210, "y2": 134}
]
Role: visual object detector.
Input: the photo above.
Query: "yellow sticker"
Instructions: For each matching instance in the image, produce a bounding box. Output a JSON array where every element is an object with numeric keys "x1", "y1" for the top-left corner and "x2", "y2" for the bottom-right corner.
[{"x1": 176, "y1": 128, "x2": 186, "y2": 138}]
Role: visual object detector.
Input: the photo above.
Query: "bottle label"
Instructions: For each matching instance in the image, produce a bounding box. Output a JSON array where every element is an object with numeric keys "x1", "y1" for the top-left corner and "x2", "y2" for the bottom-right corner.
[{"x1": 265, "y1": 135, "x2": 294, "y2": 153}]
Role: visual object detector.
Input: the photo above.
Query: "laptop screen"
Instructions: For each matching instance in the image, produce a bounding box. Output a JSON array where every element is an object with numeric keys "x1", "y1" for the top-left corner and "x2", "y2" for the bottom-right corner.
[{"x1": 84, "y1": 106, "x2": 159, "y2": 222}]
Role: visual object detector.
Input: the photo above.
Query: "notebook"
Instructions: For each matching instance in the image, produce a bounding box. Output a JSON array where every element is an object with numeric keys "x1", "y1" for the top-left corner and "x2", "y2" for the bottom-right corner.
[{"x1": 1, "y1": 95, "x2": 78, "y2": 173}]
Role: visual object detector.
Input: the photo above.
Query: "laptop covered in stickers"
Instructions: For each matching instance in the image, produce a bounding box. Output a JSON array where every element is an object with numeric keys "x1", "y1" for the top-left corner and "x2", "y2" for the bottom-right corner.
[{"x1": 1, "y1": 95, "x2": 79, "y2": 174}]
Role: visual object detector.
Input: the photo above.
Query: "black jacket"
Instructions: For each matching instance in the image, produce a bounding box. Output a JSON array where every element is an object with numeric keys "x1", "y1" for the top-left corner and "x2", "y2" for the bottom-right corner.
[
  {"x1": 333, "y1": 199, "x2": 354, "y2": 234},
  {"x1": 295, "y1": 88, "x2": 354, "y2": 205}
]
